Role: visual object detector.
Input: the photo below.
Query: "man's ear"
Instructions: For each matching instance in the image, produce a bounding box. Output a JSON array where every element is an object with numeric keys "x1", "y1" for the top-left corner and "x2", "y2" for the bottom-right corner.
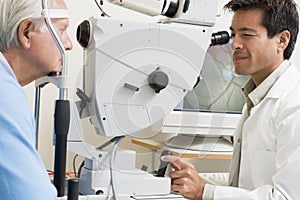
[
  {"x1": 277, "y1": 30, "x2": 290, "y2": 52},
  {"x1": 18, "y1": 19, "x2": 36, "y2": 49}
]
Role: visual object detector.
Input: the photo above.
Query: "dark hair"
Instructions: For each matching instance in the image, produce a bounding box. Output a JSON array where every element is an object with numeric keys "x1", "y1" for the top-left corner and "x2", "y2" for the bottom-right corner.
[{"x1": 224, "y1": 0, "x2": 299, "y2": 60}]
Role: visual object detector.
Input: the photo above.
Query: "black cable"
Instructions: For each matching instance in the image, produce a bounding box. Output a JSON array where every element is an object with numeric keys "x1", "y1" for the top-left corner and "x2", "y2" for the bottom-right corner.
[
  {"x1": 109, "y1": 136, "x2": 125, "y2": 200},
  {"x1": 77, "y1": 160, "x2": 85, "y2": 178},
  {"x1": 73, "y1": 154, "x2": 79, "y2": 178}
]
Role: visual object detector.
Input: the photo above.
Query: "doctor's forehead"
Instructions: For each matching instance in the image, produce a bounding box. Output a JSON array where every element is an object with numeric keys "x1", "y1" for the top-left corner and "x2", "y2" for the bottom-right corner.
[{"x1": 230, "y1": 10, "x2": 265, "y2": 30}]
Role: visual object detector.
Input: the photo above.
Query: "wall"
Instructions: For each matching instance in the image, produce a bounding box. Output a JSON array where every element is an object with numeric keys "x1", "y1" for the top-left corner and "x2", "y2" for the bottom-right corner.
[{"x1": 24, "y1": 0, "x2": 300, "y2": 173}]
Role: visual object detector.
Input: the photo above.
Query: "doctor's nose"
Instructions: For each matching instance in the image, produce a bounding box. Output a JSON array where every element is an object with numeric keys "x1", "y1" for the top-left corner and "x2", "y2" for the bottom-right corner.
[{"x1": 231, "y1": 36, "x2": 243, "y2": 51}]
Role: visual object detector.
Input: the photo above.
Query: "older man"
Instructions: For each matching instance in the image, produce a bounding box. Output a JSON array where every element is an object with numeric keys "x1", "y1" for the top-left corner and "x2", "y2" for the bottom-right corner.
[{"x1": 0, "y1": 0, "x2": 72, "y2": 199}]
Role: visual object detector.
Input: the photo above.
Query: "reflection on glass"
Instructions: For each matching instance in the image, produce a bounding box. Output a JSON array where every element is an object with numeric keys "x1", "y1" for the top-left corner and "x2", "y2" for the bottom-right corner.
[{"x1": 178, "y1": 43, "x2": 249, "y2": 113}]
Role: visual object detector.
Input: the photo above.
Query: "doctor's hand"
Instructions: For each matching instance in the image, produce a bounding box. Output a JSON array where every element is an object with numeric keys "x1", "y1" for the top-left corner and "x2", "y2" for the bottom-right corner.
[{"x1": 161, "y1": 155, "x2": 205, "y2": 200}]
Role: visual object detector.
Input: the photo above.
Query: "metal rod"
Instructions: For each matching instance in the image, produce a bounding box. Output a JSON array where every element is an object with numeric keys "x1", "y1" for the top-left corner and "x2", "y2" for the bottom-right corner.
[{"x1": 34, "y1": 86, "x2": 42, "y2": 150}]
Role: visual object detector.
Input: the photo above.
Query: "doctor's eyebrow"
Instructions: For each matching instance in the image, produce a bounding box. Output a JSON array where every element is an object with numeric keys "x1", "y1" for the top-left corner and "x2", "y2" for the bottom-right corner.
[{"x1": 230, "y1": 26, "x2": 257, "y2": 33}]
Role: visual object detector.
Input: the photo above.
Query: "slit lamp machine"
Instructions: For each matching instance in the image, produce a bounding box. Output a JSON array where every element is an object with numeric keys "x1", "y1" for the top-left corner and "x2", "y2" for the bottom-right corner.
[{"x1": 35, "y1": 0, "x2": 230, "y2": 199}]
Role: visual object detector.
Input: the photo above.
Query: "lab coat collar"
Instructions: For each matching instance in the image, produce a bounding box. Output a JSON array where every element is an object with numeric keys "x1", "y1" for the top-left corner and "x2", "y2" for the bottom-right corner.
[
  {"x1": 243, "y1": 60, "x2": 291, "y2": 106},
  {"x1": 266, "y1": 61, "x2": 297, "y2": 99}
]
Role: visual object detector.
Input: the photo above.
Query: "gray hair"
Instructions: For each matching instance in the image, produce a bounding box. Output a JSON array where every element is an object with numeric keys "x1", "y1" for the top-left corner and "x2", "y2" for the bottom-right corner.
[{"x1": 0, "y1": 0, "x2": 50, "y2": 51}]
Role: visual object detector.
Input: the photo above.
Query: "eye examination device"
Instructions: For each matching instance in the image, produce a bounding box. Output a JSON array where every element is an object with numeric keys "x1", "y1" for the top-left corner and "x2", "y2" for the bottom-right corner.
[{"x1": 59, "y1": 0, "x2": 230, "y2": 199}]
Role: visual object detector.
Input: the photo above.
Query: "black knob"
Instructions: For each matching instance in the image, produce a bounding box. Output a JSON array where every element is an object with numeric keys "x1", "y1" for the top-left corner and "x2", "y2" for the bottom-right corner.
[
  {"x1": 148, "y1": 69, "x2": 169, "y2": 93},
  {"x1": 156, "y1": 150, "x2": 173, "y2": 177}
]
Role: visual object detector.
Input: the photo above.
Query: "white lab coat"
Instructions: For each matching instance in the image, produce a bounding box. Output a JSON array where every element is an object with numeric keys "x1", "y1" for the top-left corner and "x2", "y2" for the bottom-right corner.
[{"x1": 214, "y1": 64, "x2": 300, "y2": 199}]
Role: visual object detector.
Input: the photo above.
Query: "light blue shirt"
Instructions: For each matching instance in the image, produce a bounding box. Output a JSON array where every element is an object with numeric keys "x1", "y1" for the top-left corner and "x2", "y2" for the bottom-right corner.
[{"x1": 0, "y1": 52, "x2": 57, "y2": 199}]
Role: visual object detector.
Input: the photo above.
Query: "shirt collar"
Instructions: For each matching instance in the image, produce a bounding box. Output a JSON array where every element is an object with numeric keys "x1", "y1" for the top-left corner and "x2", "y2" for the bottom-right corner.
[
  {"x1": 242, "y1": 60, "x2": 291, "y2": 106},
  {"x1": 0, "y1": 51, "x2": 17, "y2": 79}
]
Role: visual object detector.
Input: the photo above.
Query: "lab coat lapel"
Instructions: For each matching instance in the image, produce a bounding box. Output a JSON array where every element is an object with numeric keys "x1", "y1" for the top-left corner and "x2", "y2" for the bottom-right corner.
[{"x1": 228, "y1": 104, "x2": 249, "y2": 186}]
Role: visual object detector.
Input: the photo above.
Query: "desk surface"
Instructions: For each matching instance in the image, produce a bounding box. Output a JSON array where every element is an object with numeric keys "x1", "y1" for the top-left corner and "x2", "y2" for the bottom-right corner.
[
  {"x1": 58, "y1": 194, "x2": 186, "y2": 200},
  {"x1": 131, "y1": 139, "x2": 232, "y2": 159}
]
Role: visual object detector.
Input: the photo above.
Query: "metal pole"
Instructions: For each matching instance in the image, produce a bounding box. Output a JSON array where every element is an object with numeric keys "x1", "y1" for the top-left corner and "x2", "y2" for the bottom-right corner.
[{"x1": 34, "y1": 86, "x2": 41, "y2": 150}]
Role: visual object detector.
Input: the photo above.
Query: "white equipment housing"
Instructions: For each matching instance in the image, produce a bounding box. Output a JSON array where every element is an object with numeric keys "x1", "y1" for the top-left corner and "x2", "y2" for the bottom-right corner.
[
  {"x1": 68, "y1": 0, "x2": 220, "y2": 198},
  {"x1": 79, "y1": 150, "x2": 170, "y2": 195},
  {"x1": 84, "y1": 17, "x2": 215, "y2": 137}
]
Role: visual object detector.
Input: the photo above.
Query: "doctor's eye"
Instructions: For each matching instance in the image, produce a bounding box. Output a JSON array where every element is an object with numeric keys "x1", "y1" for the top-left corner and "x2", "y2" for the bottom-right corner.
[{"x1": 242, "y1": 33, "x2": 255, "y2": 38}]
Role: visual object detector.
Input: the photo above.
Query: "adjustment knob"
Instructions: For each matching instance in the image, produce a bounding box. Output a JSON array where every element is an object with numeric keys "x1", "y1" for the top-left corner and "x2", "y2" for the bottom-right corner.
[
  {"x1": 156, "y1": 150, "x2": 173, "y2": 177},
  {"x1": 148, "y1": 69, "x2": 169, "y2": 93}
]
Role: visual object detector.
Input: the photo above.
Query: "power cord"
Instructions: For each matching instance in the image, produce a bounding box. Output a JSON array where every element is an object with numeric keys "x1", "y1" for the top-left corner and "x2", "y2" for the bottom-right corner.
[
  {"x1": 72, "y1": 154, "x2": 79, "y2": 178},
  {"x1": 72, "y1": 154, "x2": 85, "y2": 179},
  {"x1": 72, "y1": 136, "x2": 124, "y2": 199},
  {"x1": 109, "y1": 136, "x2": 125, "y2": 200}
]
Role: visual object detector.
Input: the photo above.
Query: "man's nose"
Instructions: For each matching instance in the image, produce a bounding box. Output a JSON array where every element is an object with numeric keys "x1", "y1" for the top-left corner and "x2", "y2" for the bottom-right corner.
[
  {"x1": 64, "y1": 35, "x2": 73, "y2": 50},
  {"x1": 231, "y1": 36, "x2": 242, "y2": 50}
]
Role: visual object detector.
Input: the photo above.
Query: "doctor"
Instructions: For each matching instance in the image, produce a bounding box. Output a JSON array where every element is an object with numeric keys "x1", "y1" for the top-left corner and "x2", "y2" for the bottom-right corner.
[
  {"x1": 0, "y1": 0, "x2": 72, "y2": 199},
  {"x1": 162, "y1": 0, "x2": 300, "y2": 199}
]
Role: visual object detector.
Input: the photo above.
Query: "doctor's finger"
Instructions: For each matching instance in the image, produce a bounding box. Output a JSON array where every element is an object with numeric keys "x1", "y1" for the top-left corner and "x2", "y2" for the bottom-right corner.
[
  {"x1": 171, "y1": 182, "x2": 184, "y2": 193},
  {"x1": 161, "y1": 155, "x2": 193, "y2": 170},
  {"x1": 161, "y1": 155, "x2": 181, "y2": 170},
  {"x1": 171, "y1": 176, "x2": 190, "y2": 185},
  {"x1": 169, "y1": 168, "x2": 187, "y2": 179},
  {"x1": 170, "y1": 165, "x2": 198, "y2": 179}
]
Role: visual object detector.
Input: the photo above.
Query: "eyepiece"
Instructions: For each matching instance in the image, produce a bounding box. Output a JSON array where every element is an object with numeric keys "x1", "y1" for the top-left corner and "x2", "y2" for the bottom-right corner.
[
  {"x1": 211, "y1": 31, "x2": 230, "y2": 46},
  {"x1": 161, "y1": 0, "x2": 180, "y2": 18},
  {"x1": 77, "y1": 20, "x2": 91, "y2": 48}
]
